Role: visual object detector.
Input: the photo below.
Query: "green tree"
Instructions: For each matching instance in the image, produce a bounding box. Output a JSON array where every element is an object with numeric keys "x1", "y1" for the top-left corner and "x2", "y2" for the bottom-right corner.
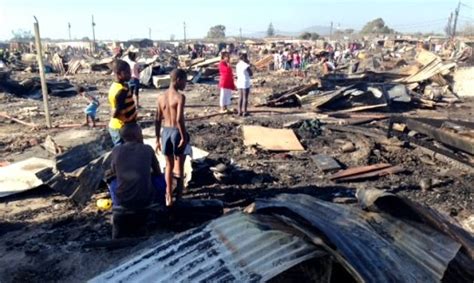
[
  {"x1": 344, "y1": 29, "x2": 355, "y2": 34},
  {"x1": 361, "y1": 18, "x2": 394, "y2": 34},
  {"x1": 11, "y1": 29, "x2": 34, "y2": 41},
  {"x1": 310, "y1": 33, "x2": 320, "y2": 40},
  {"x1": 300, "y1": 32, "x2": 319, "y2": 40},
  {"x1": 207, "y1": 25, "x2": 226, "y2": 38},
  {"x1": 299, "y1": 32, "x2": 311, "y2": 40},
  {"x1": 267, "y1": 22, "x2": 275, "y2": 37}
]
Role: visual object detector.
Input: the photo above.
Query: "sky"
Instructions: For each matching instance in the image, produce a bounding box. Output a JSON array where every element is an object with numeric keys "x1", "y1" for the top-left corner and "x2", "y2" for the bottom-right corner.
[{"x1": 0, "y1": 0, "x2": 473, "y2": 41}]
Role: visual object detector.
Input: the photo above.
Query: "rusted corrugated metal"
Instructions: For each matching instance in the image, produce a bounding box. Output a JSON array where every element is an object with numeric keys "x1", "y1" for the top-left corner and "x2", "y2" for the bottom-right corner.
[
  {"x1": 90, "y1": 212, "x2": 322, "y2": 283},
  {"x1": 254, "y1": 194, "x2": 464, "y2": 283}
]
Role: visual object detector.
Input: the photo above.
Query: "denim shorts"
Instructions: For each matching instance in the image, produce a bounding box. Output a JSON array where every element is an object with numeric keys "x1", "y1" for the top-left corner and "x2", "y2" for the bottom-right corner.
[{"x1": 108, "y1": 127, "x2": 123, "y2": 146}]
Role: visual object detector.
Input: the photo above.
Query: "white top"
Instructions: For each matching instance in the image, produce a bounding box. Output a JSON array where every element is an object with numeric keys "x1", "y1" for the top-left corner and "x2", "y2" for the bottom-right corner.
[
  {"x1": 236, "y1": 60, "x2": 251, "y2": 89},
  {"x1": 124, "y1": 57, "x2": 140, "y2": 79},
  {"x1": 273, "y1": 53, "x2": 280, "y2": 65}
]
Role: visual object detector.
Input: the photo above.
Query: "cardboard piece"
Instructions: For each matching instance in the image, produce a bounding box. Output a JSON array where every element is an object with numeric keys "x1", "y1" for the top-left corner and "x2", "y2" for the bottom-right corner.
[
  {"x1": 242, "y1": 125, "x2": 304, "y2": 151},
  {"x1": 0, "y1": 157, "x2": 55, "y2": 198}
]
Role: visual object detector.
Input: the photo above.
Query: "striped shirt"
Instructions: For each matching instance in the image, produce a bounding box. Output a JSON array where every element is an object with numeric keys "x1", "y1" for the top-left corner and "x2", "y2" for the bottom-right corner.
[{"x1": 108, "y1": 82, "x2": 137, "y2": 129}]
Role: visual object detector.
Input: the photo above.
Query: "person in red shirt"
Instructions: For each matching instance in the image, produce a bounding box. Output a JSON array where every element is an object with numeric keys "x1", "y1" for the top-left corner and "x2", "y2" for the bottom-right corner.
[{"x1": 218, "y1": 51, "x2": 236, "y2": 113}]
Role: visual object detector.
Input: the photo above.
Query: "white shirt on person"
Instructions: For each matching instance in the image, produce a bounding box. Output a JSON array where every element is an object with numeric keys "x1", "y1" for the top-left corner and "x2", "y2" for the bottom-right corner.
[{"x1": 236, "y1": 60, "x2": 251, "y2": 89}]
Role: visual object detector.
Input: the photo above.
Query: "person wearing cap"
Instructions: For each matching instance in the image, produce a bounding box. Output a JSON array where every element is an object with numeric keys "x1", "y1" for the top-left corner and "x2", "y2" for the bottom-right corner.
[{"x1": 218, "y1": 51, "x2": 236, "y2": 113}]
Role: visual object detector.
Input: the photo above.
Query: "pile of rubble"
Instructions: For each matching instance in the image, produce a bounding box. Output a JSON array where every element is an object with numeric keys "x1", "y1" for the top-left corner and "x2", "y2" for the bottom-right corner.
[{"x1": 257, "y1": 49, "x2": 464, "y2": 112}]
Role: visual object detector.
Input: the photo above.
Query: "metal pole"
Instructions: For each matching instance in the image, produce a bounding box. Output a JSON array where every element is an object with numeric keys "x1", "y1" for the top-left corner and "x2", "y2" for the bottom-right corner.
[
  {"x1": 330, "y1": 22, "x2": 333, "y2": 40},
  {"x1": 91, "y1": 15, "x2": 96, "y2": 52},
  {"x1": 68, "y1": 22, "x2": 71, "y2": 40},
  {"x1": 452, "y1": 1, "x2": 461, "y2": 37},
  {"x1": 183, "y1": 22, "x2": 186, "y2": 43},
  {"x1": 33, "y1": 16, "x2": 52, "y2": 128},
  {"x1": 149, "y1": 27, "x2": 151, "y2": 39}
]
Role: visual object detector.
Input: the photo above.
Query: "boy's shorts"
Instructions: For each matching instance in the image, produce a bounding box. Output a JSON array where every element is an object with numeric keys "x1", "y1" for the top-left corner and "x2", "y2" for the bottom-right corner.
[
  {"x1": 128, "y1": 78, "x2": 140, "y2": 89},
  {"x1": 85, "y1": 102, "x2": 98, "y2": 118},
  {"x1": 108, "y1": 127, "x2": 123, "y2": 146},
  {"x1": 161, "y1": 127, "x2": 188, "y2": 156}
]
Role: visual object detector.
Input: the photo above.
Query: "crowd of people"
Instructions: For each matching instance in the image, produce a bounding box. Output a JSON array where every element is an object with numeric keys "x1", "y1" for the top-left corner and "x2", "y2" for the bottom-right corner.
[{"x1": 69, "y1": 37, "x2": 470, "y2": 238}]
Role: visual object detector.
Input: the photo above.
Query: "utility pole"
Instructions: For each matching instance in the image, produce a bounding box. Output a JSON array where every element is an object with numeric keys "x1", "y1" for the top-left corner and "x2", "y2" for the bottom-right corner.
[
  {"x1": 183, "y1": 22, "x2": 187, "y2": 44},
  {"x1": 33, "y1": 16, "x2": 52, "y2": 128},
  {"x1": 446, "y1": 12, "x2": 453, "y2": 36},
  {"x1": 68, "y1": 22, "x2": 71, "y2": 40},
  {"x1": 330, "y1": 21, "x2": 333, "y2": 39},
  {"x1": 148, "y1": 27, "x2": 151, "y2": 40},
  {"x1": 91, "y1": 15, "x2": 96, "y2": 52},
  {"x1": 239, "y1": 27, "x2": 242, "y2": 42},
  {"x1": 452, "y1": 1, "x2": 461, "y2": 37}
]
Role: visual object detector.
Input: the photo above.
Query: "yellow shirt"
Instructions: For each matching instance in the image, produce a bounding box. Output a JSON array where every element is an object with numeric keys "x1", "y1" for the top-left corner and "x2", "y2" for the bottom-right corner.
[{"x1": 108, "y1": 82, "x2": 137, "y2": 129}]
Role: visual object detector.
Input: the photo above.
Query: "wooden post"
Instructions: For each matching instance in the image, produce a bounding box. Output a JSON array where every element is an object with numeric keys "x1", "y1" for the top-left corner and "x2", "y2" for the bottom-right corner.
[{"x1": 33, "y1": 16, "x2": 52, "y2": 128}]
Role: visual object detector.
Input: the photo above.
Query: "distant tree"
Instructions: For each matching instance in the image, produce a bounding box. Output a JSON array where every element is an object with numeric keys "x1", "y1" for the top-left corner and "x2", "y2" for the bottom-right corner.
[
  {"x1": 170, "y1": 34, "x2": 175, "y2": 41},
  {"x1": 207, "y1": 25, "x2": 226, "y2": 38},
  {"x1": 299, "y1": 32, "x2": 319, "y2": 40},
  {"x1": 81, "y1": 36, "x2": 90, "y2": 41},
  {"x1": 299, "y1": 32, "x2": 311, "y2": 40},
  {"x1": 344, "y1": 29, "x2": 355, "y2": 34},
  {"x1": 267, "y1": 22, "x2": 275, "y2": 37},
  {"x1": 310, "y1": 33, "x2": 320, "y2": 40},
  {"x1": 11, "y1": 29, "x2": 34, "y2": 41},
  {"x1": 361, "y1": 18, "x2": 394, "y2": 34}
]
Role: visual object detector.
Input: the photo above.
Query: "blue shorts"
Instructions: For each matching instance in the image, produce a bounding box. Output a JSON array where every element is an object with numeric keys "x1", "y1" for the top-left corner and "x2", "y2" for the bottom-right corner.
[
  {"x1": 161, "y1": 127, "x2": 187, "y2": 156},
  {"x1": 108, "y1": 127, "x2": 123, "y2": 146},
  {"x1": 128, "y1": 78, "x2": 140, "y2": 88},
  {"x1": 108, "y1": 175, "x2": 166, "y2": 207},
  {"x1": 85, "y1": 102, "x2": 98, "y2": 118}
]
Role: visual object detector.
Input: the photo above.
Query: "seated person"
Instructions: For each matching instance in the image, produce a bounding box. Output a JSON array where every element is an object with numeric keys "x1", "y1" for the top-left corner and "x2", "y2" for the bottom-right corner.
[{"x1": 109, "y1": 122, "x2": 165, "y2": 238}]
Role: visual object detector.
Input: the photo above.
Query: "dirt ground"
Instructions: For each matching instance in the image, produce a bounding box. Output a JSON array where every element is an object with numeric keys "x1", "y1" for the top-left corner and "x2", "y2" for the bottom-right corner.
[{"x1": 0, "y1": 71, "x2": 473, "y2": 282}]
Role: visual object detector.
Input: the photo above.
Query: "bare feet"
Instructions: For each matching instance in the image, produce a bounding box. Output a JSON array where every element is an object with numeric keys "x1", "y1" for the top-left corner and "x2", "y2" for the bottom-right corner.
[{"x1": 166, "y1": 193, "x2": 173, "y2": 207}]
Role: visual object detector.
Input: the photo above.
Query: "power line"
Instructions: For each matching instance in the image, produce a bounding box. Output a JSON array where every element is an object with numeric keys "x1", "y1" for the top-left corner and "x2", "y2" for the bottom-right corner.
[{"x1": 460, "y1": 2, "x2": 473, "y2": 9}]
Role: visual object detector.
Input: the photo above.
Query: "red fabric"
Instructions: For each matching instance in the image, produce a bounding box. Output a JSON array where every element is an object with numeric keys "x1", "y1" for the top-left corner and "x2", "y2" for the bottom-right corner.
[{"x1": 219, "y1": 60, "x2": 236, "y2": 90}]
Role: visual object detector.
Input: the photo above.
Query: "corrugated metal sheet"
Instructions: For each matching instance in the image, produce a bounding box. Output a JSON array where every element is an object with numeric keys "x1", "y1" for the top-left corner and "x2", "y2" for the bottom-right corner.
[
  {"x1": 254, "y1": 194, "x2": 462, "y2": 283},
  {"x1": 357, "y1": 188, "x2": 474, "y2": 260},
  {"x1": 90, "y1": 212, "x2": 322, "y2": 283}
]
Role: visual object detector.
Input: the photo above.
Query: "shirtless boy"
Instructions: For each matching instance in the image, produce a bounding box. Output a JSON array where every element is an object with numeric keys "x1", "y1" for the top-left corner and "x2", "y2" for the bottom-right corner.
[{"x1": 155, "y1": 69, "x2": 188, "y2": 207}]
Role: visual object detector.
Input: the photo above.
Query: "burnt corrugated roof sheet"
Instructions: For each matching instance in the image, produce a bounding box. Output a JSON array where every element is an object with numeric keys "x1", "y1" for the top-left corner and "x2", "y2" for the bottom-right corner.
[
  {"x1": 254, "y1": 193, "x2": 464, "y2": 283},
  {"x1": 90, "y1": 212, "x2": 322, "y2": 283}
]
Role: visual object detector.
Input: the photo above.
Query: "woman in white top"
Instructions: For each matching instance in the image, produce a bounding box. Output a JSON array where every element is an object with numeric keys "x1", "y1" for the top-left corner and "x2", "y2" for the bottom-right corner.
[{"x1": 236, "y1": 52, "x2": 253, "y2": 116}]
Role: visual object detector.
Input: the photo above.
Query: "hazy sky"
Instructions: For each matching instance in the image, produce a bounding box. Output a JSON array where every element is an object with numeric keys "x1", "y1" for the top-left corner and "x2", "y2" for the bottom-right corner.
[{"x1": 0, "y1": 0, "x2": 472, "y2": 40}]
